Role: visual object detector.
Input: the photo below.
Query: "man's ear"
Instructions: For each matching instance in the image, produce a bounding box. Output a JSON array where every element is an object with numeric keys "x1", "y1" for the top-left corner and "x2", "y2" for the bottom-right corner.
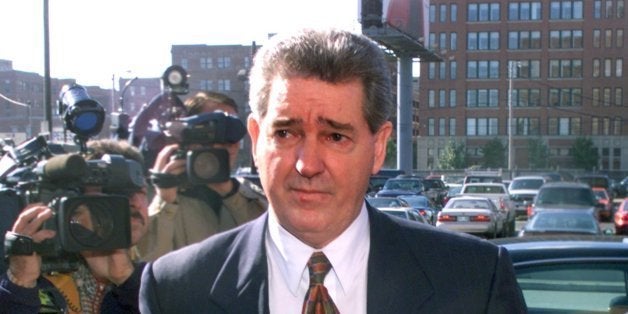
[
  {"x1": 247, "y1": 114, "x2": 260, "y2": 165},
  {"x1": 372, "y1": 121, "x2": 392, "y2": 175}
]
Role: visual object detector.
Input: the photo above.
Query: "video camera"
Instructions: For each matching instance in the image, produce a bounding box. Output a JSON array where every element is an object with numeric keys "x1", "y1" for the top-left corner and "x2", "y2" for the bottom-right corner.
[
  {"x1": 131, "y1": 65, "x2": 246, "y2": 185},
  {"x1": 2, "y1": 149, "x2": 144, "y2": 272},
  {"x1": 165, "y1": 111, "x2": 246, "y2": 184}
]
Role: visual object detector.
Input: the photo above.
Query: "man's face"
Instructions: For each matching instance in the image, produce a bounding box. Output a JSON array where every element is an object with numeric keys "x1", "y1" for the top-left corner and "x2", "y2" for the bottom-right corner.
[
  {"x1": 248, "y1": 76, "x2": 391, "y2": 248},
  {"x1": 128, "y1": 187, "x2": 149, "y2": 245}
]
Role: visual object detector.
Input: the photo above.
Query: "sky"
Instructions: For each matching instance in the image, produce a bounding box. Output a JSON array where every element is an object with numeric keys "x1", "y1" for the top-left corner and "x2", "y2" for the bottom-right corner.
[{"x1": 0, "y1": 0, "x2": 361, "y2": 89}]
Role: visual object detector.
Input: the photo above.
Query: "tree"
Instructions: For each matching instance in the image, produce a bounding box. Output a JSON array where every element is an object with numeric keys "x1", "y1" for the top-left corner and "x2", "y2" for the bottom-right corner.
[
  {"x1": 527, "y1": 138, "x2": 549, "y2": 169},
  {"x1": 384, "y1": 139, "x2": 397, "y2": 168},
  {"x1": 481, "y1": 138, "x2": 506, "y2": 168},
  {"x1": 439, "y1": 141, "x2": 466, "y2": 170},
  {"x1": 570, "y1": 137, "x2": 598, "y2": 170}
]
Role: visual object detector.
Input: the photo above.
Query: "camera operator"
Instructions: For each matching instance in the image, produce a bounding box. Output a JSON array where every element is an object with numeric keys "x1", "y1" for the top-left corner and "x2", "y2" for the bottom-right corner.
[
  {"x1": 137, "y1": 91, "x2": 267, "y2": 261},
  {"x1": 0, "y1": 139, "x2": 148, "y2": 314}
]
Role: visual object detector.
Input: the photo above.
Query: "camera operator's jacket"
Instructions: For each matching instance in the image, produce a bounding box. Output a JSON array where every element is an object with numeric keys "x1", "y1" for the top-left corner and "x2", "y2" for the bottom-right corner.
[{"x1": 137, "y1": 177, "x2": 267, "y2": 261}]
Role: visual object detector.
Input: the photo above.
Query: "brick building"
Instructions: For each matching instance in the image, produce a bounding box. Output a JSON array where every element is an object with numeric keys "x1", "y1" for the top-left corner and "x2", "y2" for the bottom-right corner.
[{"x1": 417, "y1": 0, "x2": 627, "y2": 171}]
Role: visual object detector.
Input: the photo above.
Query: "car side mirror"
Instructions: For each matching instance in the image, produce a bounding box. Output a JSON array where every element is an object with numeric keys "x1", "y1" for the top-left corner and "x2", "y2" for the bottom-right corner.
[{"x1": 603, "y1": 228, "x2": 614, "y2": 235}]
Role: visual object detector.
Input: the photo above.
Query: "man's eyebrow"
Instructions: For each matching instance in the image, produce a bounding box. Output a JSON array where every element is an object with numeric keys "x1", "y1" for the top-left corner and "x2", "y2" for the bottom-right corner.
[
  {"x1": 271, "y1": 117, "x2": 302, "y2": 128},
  {"x1": 319, "y1": 117, "x2": 354, "y2": 132}
]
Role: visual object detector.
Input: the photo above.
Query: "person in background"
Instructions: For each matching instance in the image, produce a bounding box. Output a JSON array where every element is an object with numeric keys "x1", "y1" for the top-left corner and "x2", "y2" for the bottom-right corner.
[
  {"x1": 137, "y1": 91, "x2": 267, "y2": 261},
  {"x1": 140, "y1": 28, "x2": 526, "y2": 313},
  {"x1": 0, "y1": 139, "x2": 149, "y2": 314}
]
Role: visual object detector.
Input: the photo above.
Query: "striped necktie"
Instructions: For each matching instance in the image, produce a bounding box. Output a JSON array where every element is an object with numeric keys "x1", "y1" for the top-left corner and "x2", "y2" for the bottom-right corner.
[{"x1": 302, "y1": 251, "x2": 340, "y2": 314}]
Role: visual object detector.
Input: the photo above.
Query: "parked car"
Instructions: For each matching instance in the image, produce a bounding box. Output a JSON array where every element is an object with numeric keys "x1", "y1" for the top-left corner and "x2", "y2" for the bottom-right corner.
[
  {"x1": 442, "y1": 184, "x2": 462, "y2": 205},
  {"x1": 592, "y1": 187, "x2": 613, "y2": 221},
  {"x1": 367, "y1": 175, "x2": 390, "y2": 196},
  {"x1": 366, "y1": 197, "x2": 429, "y2": 224},
  {"x1": 375, "y1": 178, "x2": 424, "y2": 198},
  {"x1": 421, "y1": 178, "x2": 448, "y2": 206},
  {"x1": 518, "y1": 209, "x2": 604, "y2": 237},
  {"x1": 529, "y1": 182, "x2": 604, "y2": 221},
  {"x1": 508, "y1": 175, "x2": 548, "y2": 219},
  {"x1": 459, "y1": 182, "x2": 516, "y2": 236},
  {"x1": 616, "y1": 176, "x2": 628, "y2": 198},
  {"x1": 436, "y1": 196, "x2": 507, "y2": 238},
  {"x1": 398, "y1": 195, "x2": 440, "y2": 225},
  {"x1": 492, "y1": 236, "x2": 628, "y2": 313},
  {"x1": 575, "y1": 174, "x2": 615, "y2": 198},
  {"x1": 614, "y1": 198, "x2": 628, "y2": 235}
]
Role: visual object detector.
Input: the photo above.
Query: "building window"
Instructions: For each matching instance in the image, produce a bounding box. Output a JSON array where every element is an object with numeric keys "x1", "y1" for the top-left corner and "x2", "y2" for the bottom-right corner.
[
  {"x1": 548, "y1": 59, "x2": 582, "y2": 78},
  {"x1": 615, "y1": 87, "x2": 623, "y2": 106},
  {"x1": 439, "y1": 33, "x2": 447, "y2": 50},
  {"x1": 217, "y1": 57, "x2": 231, "y2": 69},
  {"x1": 428, "y1": 63, "x2": 436, "y2": 79},
  {"x1": 450, "y1": 61, "x2": 457, "y2": 80},
  {"x1": 439, "y1": 89, "x2": 446, "y2": 107},
  {"x1": 466, "y1": 118, "x2": 498, "y2": 136},
  {"x1": 200, "y1": 80, "x2": 213, "y2": 90},
  {"x1": 428, "y1": 118, "x2": 435, "y2": 136},
  {"x1": 619, "y1": 0, "x2": 625, "y2": 18},
  {"x1": 616, "y1": 58, "x2": 623, "y2": 77},
  {"x1": 440, "y1": 4, "x2": 447, "y2": 22},
  {"x1": 466, "y1": 89, "x2": 499, "y2": 107},
  {"x1": 604, "y1": 87, "x2": 612, "y2": 106},
  {"x1": 451, "y1": 4, "x2": 458, "y2": 22},
  {"x1": 593, "y1": 59, "x2": 601, "y2": 77},
  {"x1": 592, "y1": 117, "x2": 600, "y2": 135},
  {"x1": 439, "y1": 118, "x2": 446, "y2": 135},
  {"x1": 508, "y1": 31, "x2": 542, "y2": 50},
  {"x1": 430, "y1": 5, "x2": 436, "y2": 23},
  {"x1": 515, "y1": 60, "x2": 541, "y2": 78},
  {"x1": 428, "y1": 90, "x2": 436, "y2": 107},
  {"x1": 218, "y1": 79, "x2": 231, "y2": 91},
  {"x1": 439, "y1": 62, "x2": 446, "y2": 79},
  {"x1": 595, "y1": 1, "x2": 602, "y2": 18},
  {"x1": 593, "y1": 88, "x2": 601, "y2": 106},
  {"x1": 509, "y1": 2, "x2": 542, "y2": 20},
  {"x1": 548, "y1": 88, "x2": 582, "y2": 106},
  {"x1": 549, "y1": 30, "x2": 583, "y2": 49},
  {"x1": 467, "y1": 60, "x2": 499, "y2": 79},
  {"x1": 468, "y1": 3, "x2": 500, "y2": 21},
  {"x1": 618, "y1": 29, "x2": 624, "y2": 47},
  {"x1": 180, "y1": 58, "x2": 188, "y2": 69},
  {"x1": 450, "y1": 32, "x2": 457, "y2": 50},
  {"x1": 550, "y1": 1, "x2": 583, "y2": 19},
  {"x1": 606, "y1": 0, "x2": 614, "y2": 18},
  {"x1": 449, "y1": 118, "x2": 456, "y2": 135},
  {"x1": 201, "y1": 57, "x2": 213, "y2": 69},
  {"x1": 613, "y1": 117, "x2": 622, "y2": 135},
  {"x1": 605, "y1": 29, "x2": 613, "y2": 48},
  {"x1": 593, "y1": 29, "x2": 601, "y2": 47},
  {"x1": 449, "y1": 89, "x2": 457, "y2": 107},
  {"x1": 467, "y1": 32, "x2": 500, "y2": 50},
  {"x1": 513, "y1": 89, "x2": 541, "y2": 107},
  {"x1": 604, "y1": 58, "x2": 612, "y2": 77}
]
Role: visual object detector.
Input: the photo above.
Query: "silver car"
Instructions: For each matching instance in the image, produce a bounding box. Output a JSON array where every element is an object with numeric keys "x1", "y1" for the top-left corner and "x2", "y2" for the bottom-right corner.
[{"x1": 436, "y1": 196, "x2": 507, "y2": 238}]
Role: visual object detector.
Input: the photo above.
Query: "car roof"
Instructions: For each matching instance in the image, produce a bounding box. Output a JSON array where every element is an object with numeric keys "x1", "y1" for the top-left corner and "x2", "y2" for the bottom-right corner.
[
  {"x1": 491, "y1": 236, "x2": 628, "y2": 264},
  {"x1": 538, "y1": 181, "x2": 591, "y2": 189}
]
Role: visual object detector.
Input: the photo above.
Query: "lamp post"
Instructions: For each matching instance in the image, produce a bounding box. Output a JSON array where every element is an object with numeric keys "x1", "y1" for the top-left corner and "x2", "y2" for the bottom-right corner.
[{"x1": 507, "y1": 61, "x2": 520, "y2": 173}]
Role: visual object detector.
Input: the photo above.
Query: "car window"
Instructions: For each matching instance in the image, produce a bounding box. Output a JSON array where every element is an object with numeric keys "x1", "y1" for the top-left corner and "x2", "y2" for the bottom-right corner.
[{"x1": 516, "y1": 263, "x2": 628, "y2": 313}]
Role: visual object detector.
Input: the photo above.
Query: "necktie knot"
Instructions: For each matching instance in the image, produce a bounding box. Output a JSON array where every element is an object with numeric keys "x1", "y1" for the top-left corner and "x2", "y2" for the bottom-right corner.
[
  {"x1": 307, "y1": 251, "x2": 332, "y2": 285},
  {"x1": 303, "y1": 251, "x2": 339, "y2": 314}
]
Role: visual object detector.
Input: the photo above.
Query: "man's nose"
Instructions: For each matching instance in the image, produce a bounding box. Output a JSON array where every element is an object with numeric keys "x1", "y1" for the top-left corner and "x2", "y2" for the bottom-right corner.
[{"x1": 295, "y1": 138, "x2": 324, "y2": 178}]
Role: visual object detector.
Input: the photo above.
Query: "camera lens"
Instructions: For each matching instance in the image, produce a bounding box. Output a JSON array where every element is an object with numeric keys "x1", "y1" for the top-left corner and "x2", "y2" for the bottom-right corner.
[
  {"x1": 192, "y1": 150, "x2": 221, "y2": 180},
  {"x1": 68, "y1": 202, "x2": 114, "y2": 248},
  {"x1": 73, "y1": 112, "x2": 100, "y2": 133}
]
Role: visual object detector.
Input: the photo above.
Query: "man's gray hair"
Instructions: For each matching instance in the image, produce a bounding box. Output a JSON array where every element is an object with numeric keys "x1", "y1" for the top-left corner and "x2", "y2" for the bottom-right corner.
[{"x1": 248, "y1": 28, "x2": 393, "y2": 134}]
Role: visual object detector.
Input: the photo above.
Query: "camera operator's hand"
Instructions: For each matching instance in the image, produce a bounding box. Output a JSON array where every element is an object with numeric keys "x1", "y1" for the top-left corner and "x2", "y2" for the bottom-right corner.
[
  {"x1": 152, "y1": 144, "x2": 186, "y2": 203},
  {"x1": 7, "y1": 204, "x2": 56, "y2": 288},
  {"x1": 81, "y1": 249, "x2": 135, "y2": 286}
]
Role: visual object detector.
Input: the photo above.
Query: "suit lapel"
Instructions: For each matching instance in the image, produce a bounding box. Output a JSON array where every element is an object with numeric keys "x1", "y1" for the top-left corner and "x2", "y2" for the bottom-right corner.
[
  {"x1": 210, "y1": 214, "x2": 270, "y2": 314},
  {"x1": 366, "y1": 205, "x2": 434, "y2": 313}
]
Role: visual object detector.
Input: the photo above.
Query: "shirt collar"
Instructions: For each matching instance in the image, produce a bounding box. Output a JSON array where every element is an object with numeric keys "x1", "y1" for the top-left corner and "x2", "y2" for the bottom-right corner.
[{"x1": 266, "y1": 202, "x2": 370, "y2": 295}]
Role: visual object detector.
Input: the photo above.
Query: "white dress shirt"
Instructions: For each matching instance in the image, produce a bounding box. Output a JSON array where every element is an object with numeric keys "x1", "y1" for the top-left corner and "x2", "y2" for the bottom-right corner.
[{"x1": 266, "y1": 203, "x2": 370, "y2": 313}]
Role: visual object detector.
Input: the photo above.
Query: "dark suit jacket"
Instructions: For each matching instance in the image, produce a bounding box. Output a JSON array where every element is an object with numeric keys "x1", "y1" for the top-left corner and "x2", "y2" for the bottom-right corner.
[{"x1": 140, "y1": 205, "x2": 527, "y2": 313}]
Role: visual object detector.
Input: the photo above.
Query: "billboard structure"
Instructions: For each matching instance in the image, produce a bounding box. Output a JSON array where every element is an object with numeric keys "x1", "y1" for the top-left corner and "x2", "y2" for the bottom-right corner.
[{"x1": 359, "y1": 0, "x2": 439, "y2": 61}]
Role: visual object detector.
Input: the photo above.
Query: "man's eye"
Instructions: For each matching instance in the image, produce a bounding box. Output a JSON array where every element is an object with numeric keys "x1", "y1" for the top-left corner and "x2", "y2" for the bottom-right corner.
[
  {"x1": 275, "y1": 130, "x2": 290, "y2": 138},
  {"x1": 329, "y1": 133, "x2": 345, "y2": 142}
]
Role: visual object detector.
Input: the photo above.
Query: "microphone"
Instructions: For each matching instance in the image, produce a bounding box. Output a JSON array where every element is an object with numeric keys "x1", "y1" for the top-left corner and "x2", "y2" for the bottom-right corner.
[{"x1": 41, "y1": 154, "x2": 87, "y2": 182}]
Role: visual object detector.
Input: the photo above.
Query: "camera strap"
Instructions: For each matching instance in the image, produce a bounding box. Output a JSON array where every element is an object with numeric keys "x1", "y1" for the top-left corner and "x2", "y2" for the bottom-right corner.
[
  {"x1": 4, "y1": 231, "x2": 38, "y2": 258},
  {"x1": 150, "y1": 170, "x2": 185, "y2": 189}
]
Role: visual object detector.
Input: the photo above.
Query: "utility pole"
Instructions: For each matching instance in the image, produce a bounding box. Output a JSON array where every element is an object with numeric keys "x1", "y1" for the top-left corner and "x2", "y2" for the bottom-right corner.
[{"x1": 43, "y1": 0, "x2": 52, "y2": 136}]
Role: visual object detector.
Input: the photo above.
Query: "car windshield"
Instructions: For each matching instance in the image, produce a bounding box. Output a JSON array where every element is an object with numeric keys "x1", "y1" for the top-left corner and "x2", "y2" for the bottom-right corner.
[
  {"x1": 463, "y1": 185, "x2": 505, "y2": 194},
  {"x1": 399, "y1": 196, "x2": 429, "y2": 207},
  {"x1": 529, "y1": 212, "x2": 596, "y2": 231},
  {"x1": 536, "y1": 187, "x2": 595, "y2": 206},
  {"x1": 510, "y1": 179, "x2": 544, "y2": 190},
  {"x1": 383, "y1": 179, "x2": 423, "y2": 191},
  {"x1": 367, "y1": 198, "x2": 404, "y2": 208},
  {"x1": 450, "y1": 199, "x2": 490, "y2": 209}
]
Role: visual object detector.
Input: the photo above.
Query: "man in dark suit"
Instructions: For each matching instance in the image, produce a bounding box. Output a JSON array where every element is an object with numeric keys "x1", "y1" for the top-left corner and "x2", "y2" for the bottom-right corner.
[{"x1": 140, "y1": 28, "x2": 527, "y2": 313}]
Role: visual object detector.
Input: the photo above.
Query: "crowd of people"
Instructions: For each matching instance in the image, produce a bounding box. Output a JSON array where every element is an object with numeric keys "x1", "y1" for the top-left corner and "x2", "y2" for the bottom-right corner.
[{"x1": 0, "y1": 28, "x2": 526, "y2": 313}]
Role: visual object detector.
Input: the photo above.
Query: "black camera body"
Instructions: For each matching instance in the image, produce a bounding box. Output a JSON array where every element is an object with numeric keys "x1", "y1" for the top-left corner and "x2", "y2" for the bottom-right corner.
[
  {"x1": 166, "y1": 111, "x2": 246, "y2": 184},
  {"x1": 3, "y1": 151, "x2": 144, "y2": 272}
]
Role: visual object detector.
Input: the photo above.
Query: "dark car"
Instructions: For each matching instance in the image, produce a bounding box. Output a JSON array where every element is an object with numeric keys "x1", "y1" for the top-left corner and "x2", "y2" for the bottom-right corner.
[
  {"x1": 375, "y1": 178, "x2": 424, "y2": 198},
  {"x1": 529, "y1": 181, "x2": 603, "y2": 220},
  {"x1": 575, "y1": 174, "x2": 615, "y2": 198},
  {"x1": 518, "y1": 209, "x2": 603, "y2": 237},
  {"x1": 421, "y1": 178, "x2": 448, "y2": 206},
  {"x1": 616, "y1": 176, "x2": 628, "y2": 198},
  {"x1": 492, "y1": 236, "x2": 628, "y2": 313},
  {"x1": 398, "y1": 195, "x2": 440, "y2": 225}
]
